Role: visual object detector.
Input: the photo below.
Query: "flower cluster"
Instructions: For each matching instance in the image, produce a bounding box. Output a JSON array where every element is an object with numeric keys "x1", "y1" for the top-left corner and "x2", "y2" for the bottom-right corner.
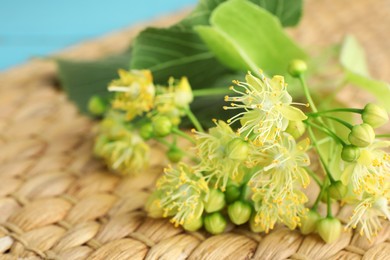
[
  {"x1": 148, "y1": 71, "x2": 312, "y2": 235},
  {"x1": 95, "y1": 62, "x2": 390, "y2": 243},
  {"x1": 92, "y1": 69, "x2": 194, "y2": 175}
]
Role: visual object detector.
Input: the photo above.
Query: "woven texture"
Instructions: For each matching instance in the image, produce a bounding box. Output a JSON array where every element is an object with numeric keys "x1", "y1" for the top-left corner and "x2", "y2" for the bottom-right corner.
[{"x1": 0, "y1": 0, "x2": 390, "y2": 259}]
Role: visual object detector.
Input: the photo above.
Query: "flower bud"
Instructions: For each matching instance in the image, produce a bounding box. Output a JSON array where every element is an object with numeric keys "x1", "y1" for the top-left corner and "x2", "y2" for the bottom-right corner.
[
  {"x1": 328, "y1": 181, "x2": 347, "y2": 200},
  {"x1": 152, "y1": 116, "x2": 173, "y2": 137},
  {"x1": 204, "y1": 212, "x2": 227, "y2": 235},
  {"x1": 300, "y1": 210, "x2": 320, "y2": 235},
  {"x1": 226, "y1": 138, "x2": 249, "y2": 161},
  {"x1": 362, "y1": 103, "x2": 389, "y2": 128},
  {"x1": 317, "y1": 217, "x2": 342, "y2": 243},
  {"x1": 341, "y1": 145, "x2": 360, "y2": 162},
  {"x1": 140, "y1": 123, "x2": 154, "y2": 140},
  {"x1": 183, "y1": 216, "x2": 203, "y2": 232},
  {"x1": 174, "y1": 77, "x2": 193, "y2": 108},
  {"x1": 288, "y1": 59, "x2": 307, "y2": 78},
  {"x1": 348, "y1": 123, "x2": 375, "y2": 147},
  {"x1": 167, "y1": 147, "x2": 183, "y2": 163},
  {"x1": 225, "y1": 185, "x2": 241, "y2": 204},
  {"x1": 88, "y1": 95, "x2": 107, "y2": 116},
  {"x1": 204, "y1": 189, "x2": 226, "y2": 213},
  {"x1": 145, "y1": 193, "x2": 163, "y2": 218},
  {"x1": 249, "y1": 215, "x2": 265, "y2": 233},
  {"x1": 228, "y1": 201, "x2": 252, "y2": 225},
  {"x1": 285, "y1": 120, "x2": 306, "y2": 139}
]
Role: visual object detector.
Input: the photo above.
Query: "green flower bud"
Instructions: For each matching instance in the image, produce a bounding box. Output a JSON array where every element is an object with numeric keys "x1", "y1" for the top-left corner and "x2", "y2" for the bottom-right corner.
[
  {"x1": 167, "y1": 147, "x2": 183, "y2": 163},
  {"x1": 204, "y1": 189, "x2": 226, "y2": 213},
  {"x1": 183, "y1": 216, "x2": 203, "y2": 232},
  {"x1": 348, "y1": 123, "x2": 375, "y2": 147},
  {"x1": 226, "y1": 138, "x2": 249, "y2": 161},
  {"x1": 140, "y1": 123, "x2": 154, "y2": 140},
  {"x1": 288, "y1": 59, "x2": 307, "y2": 78},
  {"x1": 285, "y1": 120, "x2": 306, "y2": 139},
  {"x1": 317, "y1": 217, "x2": 342, "y2": 243},
  {"x1": 228, "y1": 201, "x2": 252, "y2": 225},
  {"x1": 152, "y1": 116, "x2": 173, "y2": 137},
  {"x1": 204, "y1": 212, "x2": 227, "y2": 235},
  {"x1": 88, "y1": 95, "x2": 107, "y2": 116},
  {"x1": 249, "y1": 215, "x2": 265, "y2": 233},
  {"x1": 362, "y1": 103, "x2": 389, "y2": 128},
  {"x1": 341, "y1": 145, "x2": 360, "y2": 162},
  {"x1": 225, "y1": 185, "x2": 241, "y2": 204},
  {"x1": 145, "y1": 192, "x2": 164, "y2": 218},
  {"x1": 328, "y1": 181, "x2": 347, "y2": 200},
  {"x1": 300, "y1": 210, "x2": 320, "y2": 235}
]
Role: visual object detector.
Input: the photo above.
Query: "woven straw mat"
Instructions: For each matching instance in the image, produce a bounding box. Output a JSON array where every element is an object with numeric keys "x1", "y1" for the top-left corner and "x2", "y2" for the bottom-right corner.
[{"x1": 1, "y1": 0, "x2": 390, "y2": 259}]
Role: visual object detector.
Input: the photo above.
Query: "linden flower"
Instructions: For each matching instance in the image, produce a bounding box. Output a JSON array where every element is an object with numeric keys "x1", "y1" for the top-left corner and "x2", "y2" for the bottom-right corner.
[
  {"x1": 154, "y1": 77, "x2": 193, "y2": 125},
  {"x1": 108, "y1": 69, "x2": 155, "y2": 120},
  {"x1": 195, "y1": 120, "x2": 249, "y2": 191},
  {"x1": 346, "y1": 195, "x2": 390, "y2": 241},
  {"x1": 224, "y1": 72, "x2": 307, "y2": 144},
  {"x1": 94, "y1": 115, "x2": 149, "y2": 175},
  {"x1": 249, "y1": 133, "x2": 311, "y2": 189},
  {"x1": 155, "y1": 163, "x2": 208, "y2": 227},
  {"x1": 341, "y1": 140, "x2": 390, "y2": 195},
  {"x1": 252, "y1": 189, "x2": 308, "y2": 233},
  {"x1": 249, "y1": 134, "x2": 310, "y2": 232}
]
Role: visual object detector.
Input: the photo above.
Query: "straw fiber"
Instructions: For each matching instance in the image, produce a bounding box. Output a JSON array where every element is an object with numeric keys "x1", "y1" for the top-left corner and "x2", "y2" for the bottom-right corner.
[{"x1": 0, "y1": 0, "x2": 389, "y2": 259}]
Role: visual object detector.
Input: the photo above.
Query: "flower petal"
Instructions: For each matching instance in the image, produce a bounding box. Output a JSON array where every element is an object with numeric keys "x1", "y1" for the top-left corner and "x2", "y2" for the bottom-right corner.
[{"x1": 278, "y1": 105, "x2": 307, "y2": 121}]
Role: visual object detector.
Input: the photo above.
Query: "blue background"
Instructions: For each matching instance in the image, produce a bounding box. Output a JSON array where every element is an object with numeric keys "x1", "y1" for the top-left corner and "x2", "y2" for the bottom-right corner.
[{"x1": 0, "y1": 0, "x2": 197, "y2": 70}]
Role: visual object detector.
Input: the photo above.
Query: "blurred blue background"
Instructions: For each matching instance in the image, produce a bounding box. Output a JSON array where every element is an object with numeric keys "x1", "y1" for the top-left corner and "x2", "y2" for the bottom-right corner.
[{"x1": 0, "y1": 0, "x2": 197, "y2": 70}]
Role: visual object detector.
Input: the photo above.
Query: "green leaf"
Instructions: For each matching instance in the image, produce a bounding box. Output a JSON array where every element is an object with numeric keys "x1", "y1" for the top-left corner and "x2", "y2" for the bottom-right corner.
[
  {"x1": 346, "y1": 72, "x2": 390, "y2": 111},
  {"x1": 130, "y1": 28, "x2": 231, "y2": 89},
  {"x1": 174, "y1": 0, "x2": 302, "y2": 30},
  {"x1": 57, "y1": 51, "x2": 131, "y2": 115},
  {"x1": 340, "y1": 35, "x2": 369, "y2": 77},
  {"x1": 195, "y1": 0, "x2": 307, "y2": 75},
  {"x1": 339, "y1": 35, "x2": 390, "y2": 111},
  {"x1": 250, "y1": 0, "x2": 303, "y2": 27}
]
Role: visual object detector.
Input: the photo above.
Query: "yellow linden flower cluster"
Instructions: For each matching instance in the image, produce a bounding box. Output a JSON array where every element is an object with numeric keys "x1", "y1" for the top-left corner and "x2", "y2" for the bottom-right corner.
[
  {"x1": 94, "y1": 63, "x2": 389, "y2": 243},
  {"x1": 93, "y1": 69, "x2": 194, "y2": 176}
]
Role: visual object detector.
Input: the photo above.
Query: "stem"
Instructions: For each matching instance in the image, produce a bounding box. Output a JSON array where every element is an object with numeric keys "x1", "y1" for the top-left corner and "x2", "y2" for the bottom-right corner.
[
  {"x1": 304, "y1": 121, "x2": 346, "y2": 146},
  {"x1": 312, "y1": 177, "x2": 329, "y2": 211},
  {"x1": 376, "y1": 134, "x2": 390, "y2": 138},
  {"x1": 309, "y1": 108, "x2": 363, "y2": 115},
  {"x1": 299, "y1": 75, "x2": 318, "y2": 113},
  {"x1": 192, "y1": 88, "x2": 228, "y2": 97},
  {"x1": 327, "y1": 187, "x2": 333, "y2": 218},
  {"x1": 305, "y1": 167, "x2": 323, "y2": 187},
  {"x1": 184, "y1": 107, "x2": 204, "y2": 132},
  {"x1": 308, "y1": 127, "x2": 336, "y2": 184},
  {"x1": 172, "y1": 128, "x2": 196, "y2": 144},
  {"x1": 311, "y1": 114, "x2": 353, "y2": 129}
]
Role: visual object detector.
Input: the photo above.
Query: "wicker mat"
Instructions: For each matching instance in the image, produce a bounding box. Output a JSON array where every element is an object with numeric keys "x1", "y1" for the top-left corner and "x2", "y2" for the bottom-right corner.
[{"x1": 0, "y1": 0, "x2": 390, "y2": 259}]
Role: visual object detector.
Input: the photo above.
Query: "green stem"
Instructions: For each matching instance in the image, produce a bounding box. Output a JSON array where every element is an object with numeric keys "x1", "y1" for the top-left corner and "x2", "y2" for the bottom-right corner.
[
  {"x1": 310, "y1": 114, "x2": 353, "y2": 129},
  {"x1": 304, "y1": 121, "x2": 346, "y2": 146},
  {"x1": 305, "y1": 167, "x2": 323, "y2": 187},
  {"x1": 327, "y1": 187, "x2": 333, "y2": 218},
  {"x1": 299, "y1": 75, "x2": 318, "y2": 113},
  {"x1": 309, "y1": 108, "x2": 363, "y2": 115},
  {"x1": 308, "y1": 127, "x2": 336, "y2": 184},
  {"x1": 172, "y1": 128, "x2": 196, "y2": 144},
  {"x1": 184, "y1": 107, "x2": 204, "y2": 132},
  {"x1": 376, "y1": 134, "x2": 390, "y2": 138},
  {"x1": 312, "y1": 177, "x2": 329, "y2": 211},
  {"x1": 192, "y1": 88, "x2": 228, "y2": 97}
]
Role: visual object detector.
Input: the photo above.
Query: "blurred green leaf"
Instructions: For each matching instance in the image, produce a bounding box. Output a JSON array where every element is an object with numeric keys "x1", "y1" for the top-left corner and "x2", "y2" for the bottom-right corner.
[
  {"x1": 195, "y1": 0, "x2": 307, "y2": 75},
  {"x1": 57, "y1": 52, "x2": 131, "y2": 115},
  {"x1": 339, "y1": 35, "x2": 390, "y2": 111},
  {"x1": 175, "y1": 0, "x2": 303, "y2": 30}
]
